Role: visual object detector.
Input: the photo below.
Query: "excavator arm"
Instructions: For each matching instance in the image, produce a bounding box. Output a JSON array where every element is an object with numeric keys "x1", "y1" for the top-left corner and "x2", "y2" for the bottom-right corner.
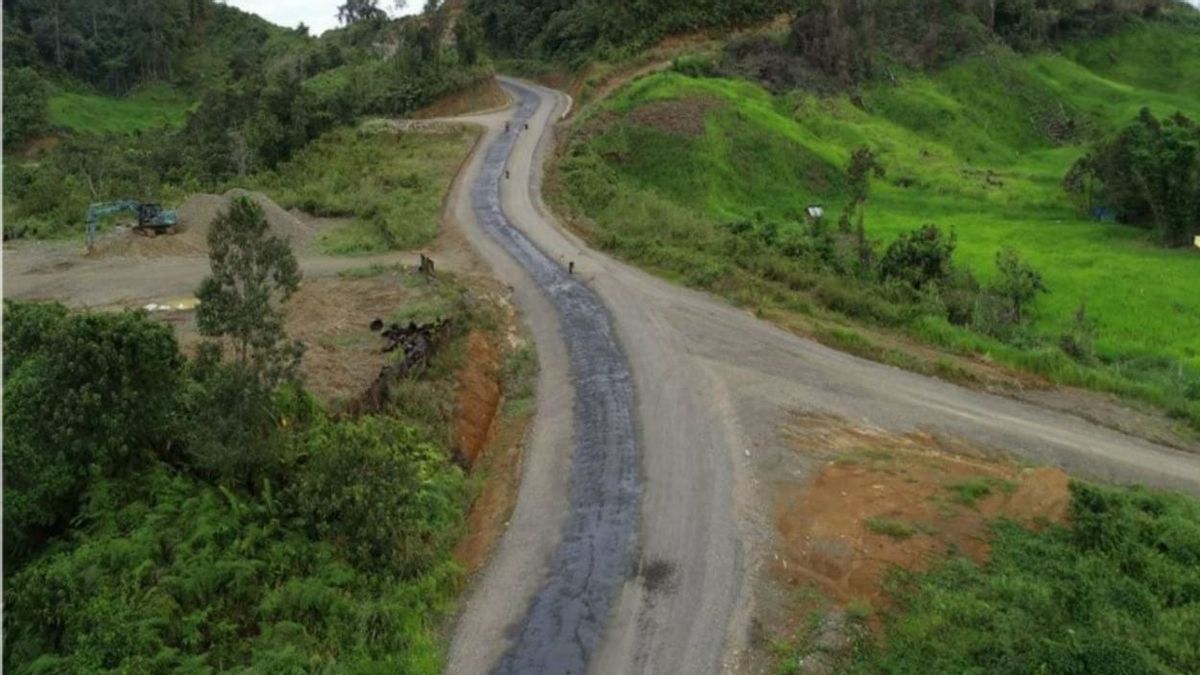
[
  {"x1": 85, "y1": 200, "x2": 140, "y2": 250},
  {"x1": 85, "y1": 200, "x2": 177, "y2": 251}
]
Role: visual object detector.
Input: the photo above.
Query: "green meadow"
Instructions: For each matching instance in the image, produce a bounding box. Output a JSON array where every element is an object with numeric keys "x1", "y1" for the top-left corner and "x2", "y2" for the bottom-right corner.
[
  {"x1": 48, "y1": 83, "x2": 194, "y2": 134},
  {"x1": 555, "y1": 21, "x2": 1200, "y2": 423}
]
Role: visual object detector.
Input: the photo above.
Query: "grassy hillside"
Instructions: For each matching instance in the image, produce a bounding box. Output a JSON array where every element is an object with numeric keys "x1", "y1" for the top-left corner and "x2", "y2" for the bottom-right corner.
[
  {"x1": 48, "y1": 83, "x2": 195, "y2": 135},
  {"x1": 554, "y1": 21, "x2": 1200, "y2": 423}
]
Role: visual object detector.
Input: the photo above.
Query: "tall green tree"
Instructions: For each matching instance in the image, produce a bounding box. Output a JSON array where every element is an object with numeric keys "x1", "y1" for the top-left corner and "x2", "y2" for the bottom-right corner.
[
  {"x1": 2, "y1": 67, "x2": 50, "y2": 147},
  {"x1": 195, "y1": 196, "x2": 303, "y2": 386},
  {"x1": 337, "y1": 0, "x2": 386, "y2": 25}
]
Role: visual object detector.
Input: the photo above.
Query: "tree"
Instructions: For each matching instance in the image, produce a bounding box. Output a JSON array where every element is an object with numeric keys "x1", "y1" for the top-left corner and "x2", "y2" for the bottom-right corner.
[
  {"x1": 2, "y1": 67, "x2": 50, "y2": 147},
  {"x1": 291, "y1": 416, "x2": 465, "y2": 576},
  {"x1": 841, "y1": 146, "x2": 886, "y2": 275},
  {"x1": 990, "y1": 247, "x2": 1047, "y2": 325},
  {"x1": 195, "y1": 196, "x2": 303, "y2": 386},
  {"x1": 454, "y1": 10, "x2": 485, "y2": 65},
  {"x1": 337, "y1": 0, "x2": 386, "y2": 25},
  {"x1": 1065, "y1": 108, "x2": 1200, "y2": 247},
  {"x1": 879, "y1": 224, "x2": 957, "y2": 290},
  {"x1": 3, "y1": 301, "x2": 183, "y2": 566}
]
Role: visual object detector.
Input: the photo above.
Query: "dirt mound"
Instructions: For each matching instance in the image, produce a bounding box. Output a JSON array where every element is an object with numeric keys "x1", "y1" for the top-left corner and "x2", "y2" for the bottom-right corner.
[{"x1": 93, "y1": 189, "x2": 324, "y2": 258}]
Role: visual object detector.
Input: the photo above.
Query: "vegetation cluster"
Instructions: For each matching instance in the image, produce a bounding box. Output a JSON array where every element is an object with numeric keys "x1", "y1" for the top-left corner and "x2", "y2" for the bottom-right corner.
[
  {"x1": 2, "y1": 0, "x2": 489, "y2": 242},
  {"x1": 2, "y1": 199, "x2": 485, "y2": 673},
  {"x1": 783, "y1": 482, "x2": 1200, "y2": 674}
]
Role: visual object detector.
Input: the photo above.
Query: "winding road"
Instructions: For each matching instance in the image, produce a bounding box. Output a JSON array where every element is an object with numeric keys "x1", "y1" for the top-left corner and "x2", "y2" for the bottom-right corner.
[
  {"x1": 444, "y1": 77, "x2": 1200, "y2": 674},
  {"x1": 5, "y1": 74, "x2": 1198, "y2": 675}
]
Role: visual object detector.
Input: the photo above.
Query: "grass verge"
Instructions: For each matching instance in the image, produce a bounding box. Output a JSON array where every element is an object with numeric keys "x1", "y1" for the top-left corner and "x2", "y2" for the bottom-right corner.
[{"x1": 251, "y1": 123, "x2": 478, "y2": 255}]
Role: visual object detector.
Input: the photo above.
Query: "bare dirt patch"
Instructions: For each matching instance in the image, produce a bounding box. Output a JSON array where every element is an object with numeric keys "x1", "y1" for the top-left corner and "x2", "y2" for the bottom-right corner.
[
  {"x1": 174, "y1": 270, "x2": 418, "y2": 405},
  {"x1": 764, "y1": 414, "x2": 1070, "y2": 639},
  {"x1": 627, "y1": 97, "x2": 724, "y2": 136}
]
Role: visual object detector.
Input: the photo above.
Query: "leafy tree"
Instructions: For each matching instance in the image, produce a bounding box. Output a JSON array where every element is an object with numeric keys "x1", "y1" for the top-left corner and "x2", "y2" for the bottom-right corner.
[
  {"x1": 4, "y1": 0, "x2": 203, "y2": 93},
  {"x1": 990, "y1": 246, "x2": 1047, "y2": 325},
  {"x1": 879, "y1": 224, "x2": 957, "y2": 290},
  {"x1": 2, "y1": 302, "x2": 182, "y2": 566},
  {"x1": 1066, "y1": 108, "x2": 1200, "y2": 247},
  {"x1": 337, "y1": 0, "x2": 386, "y2": 25},
  {"x1": 2, "y1": 67, "x2": 50, "y2": 147},
  {"x1": 454, "y1": 9, "x2": 485, "y2": 65},
  {"x1": 195, "y1": 196, "x2": 303, "y2": 386}
]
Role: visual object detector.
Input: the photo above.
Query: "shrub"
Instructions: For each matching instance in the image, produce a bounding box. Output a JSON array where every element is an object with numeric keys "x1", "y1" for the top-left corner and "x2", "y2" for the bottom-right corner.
[
  {"x1": 879, "y1": 224, "x2": 957, "y2": 291},
  {"x1": 672, "y1": 53, "x2": 717, "y2": 78},
  {"x1": 842, "y1": 481, "x2": 1200, "y2": 673},
  {"x1": 290, "y1": 416, "x2": 465, "y2": 577},
  {"x1": 1060, "y1": 300, "x2": 1099, "y2": 362},
  {"x1": 989, "y1": 246, "x2": 1048, "y2": 326}
]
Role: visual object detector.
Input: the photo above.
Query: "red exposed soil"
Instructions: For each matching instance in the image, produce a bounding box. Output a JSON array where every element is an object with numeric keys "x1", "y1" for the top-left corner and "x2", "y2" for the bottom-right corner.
[
  {"x1": 772, "y1": 415, "x2": 1070, "y2": 629},
  {"x1": 455, "y1": 330, "x2": 502, "y2": 468},
  {"x1": 453, "y1": 407, "x2": 532, "y2": 577}
]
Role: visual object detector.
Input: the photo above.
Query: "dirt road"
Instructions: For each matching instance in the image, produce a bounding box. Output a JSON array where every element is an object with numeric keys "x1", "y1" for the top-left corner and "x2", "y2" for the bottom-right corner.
[{"x1": 445, "y1": 78, "x2": 1200, "y2": 674}]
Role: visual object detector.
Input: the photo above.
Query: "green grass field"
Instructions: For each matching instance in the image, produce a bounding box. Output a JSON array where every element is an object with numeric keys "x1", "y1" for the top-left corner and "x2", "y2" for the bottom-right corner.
[
  {"x1": 48, "y1": 83, "x2": 194, "y2": 134},
  {"x1": 554, "y1": 21, "x2": 1200, "y2": 423},
  {"x1": 250, "y1": 123, "x2": 478, "y2": 254}
]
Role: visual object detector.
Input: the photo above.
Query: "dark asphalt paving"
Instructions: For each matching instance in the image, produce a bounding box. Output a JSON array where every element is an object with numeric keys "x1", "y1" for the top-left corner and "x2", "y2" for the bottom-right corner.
[{"x1": 472, "y1": 82, "x2": 641, "y2": 675}]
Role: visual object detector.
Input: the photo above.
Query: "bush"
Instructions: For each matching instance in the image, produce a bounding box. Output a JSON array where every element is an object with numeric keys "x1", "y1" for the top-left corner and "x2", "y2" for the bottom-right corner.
[
  {"x1": 879, "y1": 224, "x2": 957, "y2": 291},
  {"x1": 672, "y1": 53, "x2": 717, "y2": 78},
  {"x1": 290, "y1": 416, "x2": 466, "y2": 577},
  {"x1": 843, "y1": 481, "x2": 1200, "y2": 674},
  {"x1": 1060, "y1": 300, "x2": 1099, "y2": 362}
]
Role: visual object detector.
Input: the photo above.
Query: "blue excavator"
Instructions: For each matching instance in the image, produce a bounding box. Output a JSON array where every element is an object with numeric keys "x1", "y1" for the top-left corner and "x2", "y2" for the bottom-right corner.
[{"x1": 85, "y1": 200, "x2": 178, "y2": 251}]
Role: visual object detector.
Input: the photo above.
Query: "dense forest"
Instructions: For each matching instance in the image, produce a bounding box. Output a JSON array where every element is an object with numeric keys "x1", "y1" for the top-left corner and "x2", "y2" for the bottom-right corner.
[
  {"x1": 469, "y1": 0, "x2": 1175, "y2": 65},
  {"x1": 4, "y1": 0, "x2": 209, "y2": 93},
  {"x1": 2, "y1": 0, "x2": 488, "y2": 239}
]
